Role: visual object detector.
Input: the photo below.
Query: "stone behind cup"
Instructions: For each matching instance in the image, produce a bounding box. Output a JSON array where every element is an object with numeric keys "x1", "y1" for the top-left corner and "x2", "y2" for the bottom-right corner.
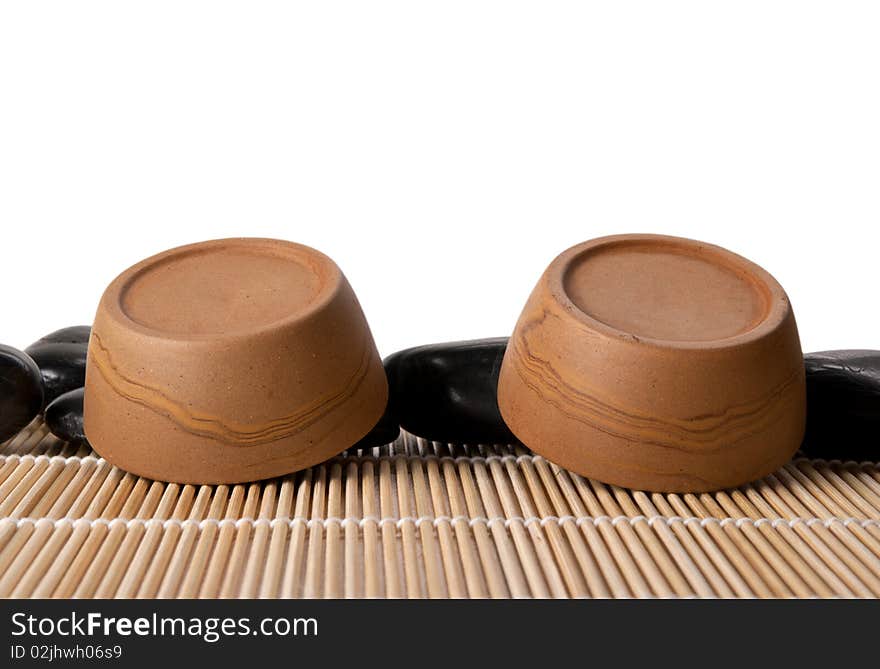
[
  {"x1": 497, "y1": 234, "x2": 807, "y2": 493},
  {"x1": 84, "y1": 238, "x2": 388, "y2": 484}
]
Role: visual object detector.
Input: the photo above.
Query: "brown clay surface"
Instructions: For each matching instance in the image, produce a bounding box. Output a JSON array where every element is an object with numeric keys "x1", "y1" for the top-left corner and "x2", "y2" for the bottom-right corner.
[
  {"x1": 564, "y1": 239, "x2": 767, "y2": 342},
  {"x1": 498, "y1": 234, "x2": 807, "y2": 493},
  {"x1": 121, "y1": 247, "x2": 322, "y2": 335},
  {"x1": 84, "y1": 238, "x2": 388, "y2": 484}
]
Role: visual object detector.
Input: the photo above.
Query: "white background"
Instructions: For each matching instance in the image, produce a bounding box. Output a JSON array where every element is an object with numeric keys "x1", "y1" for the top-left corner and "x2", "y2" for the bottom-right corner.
[{"x1": 1, "y1": 2, "x2": 878, "y2": 357}]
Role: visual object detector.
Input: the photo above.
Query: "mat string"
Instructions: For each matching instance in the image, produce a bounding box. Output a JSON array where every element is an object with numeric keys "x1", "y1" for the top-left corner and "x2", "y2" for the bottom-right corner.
[
  {"x1": 3, "y1": 451, "x2": 880, "y2": 468},
  {"x1": 4, "y1": 514, "x2": 880, "y2": 531}
]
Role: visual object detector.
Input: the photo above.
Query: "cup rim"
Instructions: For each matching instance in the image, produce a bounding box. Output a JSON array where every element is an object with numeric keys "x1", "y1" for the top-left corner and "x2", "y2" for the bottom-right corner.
[
  {"x1": 546, "y1": 233, "x2": 793, "y2": 352},
  {"x1": 97, "y1": 237, "x2": 345, "y2": 343}
]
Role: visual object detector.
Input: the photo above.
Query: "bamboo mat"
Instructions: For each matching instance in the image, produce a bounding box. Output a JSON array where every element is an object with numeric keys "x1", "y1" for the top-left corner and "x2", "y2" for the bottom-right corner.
[{"x1": 1, "y1": 419, "x2": 879, "y2": 598}]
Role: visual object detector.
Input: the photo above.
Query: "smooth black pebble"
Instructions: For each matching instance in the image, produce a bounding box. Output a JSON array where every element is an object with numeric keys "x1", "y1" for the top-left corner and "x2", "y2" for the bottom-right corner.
[
  {"x1": 45, "y1": 387, "x2": 86, "y2": 444},
  {"x1": 383, "y1": 338, "x2": 516, "y2": 444},
  {"x1": 802, "y1": 350, "x2": 880, "y2": 461},
  {"x1": 27, "y1": 325, "x2": 92, "y2": 347},
  {"x1": 25, "y1": 325, "x2": 91, "y2": 405},
  {"x1": 0, "y1": 344, "x2": 45, "y2": 442}
]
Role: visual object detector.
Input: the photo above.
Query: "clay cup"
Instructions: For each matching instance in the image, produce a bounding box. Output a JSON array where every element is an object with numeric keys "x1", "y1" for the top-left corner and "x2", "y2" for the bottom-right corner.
[
  {"x1": 497, "y1": 234, "x2": 806, "y2": 493},
  {"x1": 84, "y1": 238, "x2": 388, "y2": 484}
]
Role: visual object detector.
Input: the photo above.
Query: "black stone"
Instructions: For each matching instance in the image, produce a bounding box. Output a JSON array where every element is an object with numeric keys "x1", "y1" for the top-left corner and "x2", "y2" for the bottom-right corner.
[
  {"x1": 801, "y1": 350, "x2": 880, "y2": 461},
  {"x1": 25, "y1": 326, "x2": 91, "y2": 406},
  {"x1": 351, "y1": 398, "x2": 400, "y2": 451},
  {"x1": 383, "y1": 338, "x2": 516, "y2": 445},
  {"x1": 27, "y1": 325, "x2": 91, "y2": 347},
  {"x1": 0, "y1": 344, "x2": 44, "y2": 442},
  {"x1": 45, "y1": 387, "x2": 86, "y2": 444}
]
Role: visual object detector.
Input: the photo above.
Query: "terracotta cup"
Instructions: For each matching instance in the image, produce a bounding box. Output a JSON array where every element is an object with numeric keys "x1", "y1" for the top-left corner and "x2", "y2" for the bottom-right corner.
[
  {"x1": 84, "y1": 238, "x2": 388, "y2": 484},
  {"x1": 497, "y1": 234, "x2": 806, "y2": 493}
]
